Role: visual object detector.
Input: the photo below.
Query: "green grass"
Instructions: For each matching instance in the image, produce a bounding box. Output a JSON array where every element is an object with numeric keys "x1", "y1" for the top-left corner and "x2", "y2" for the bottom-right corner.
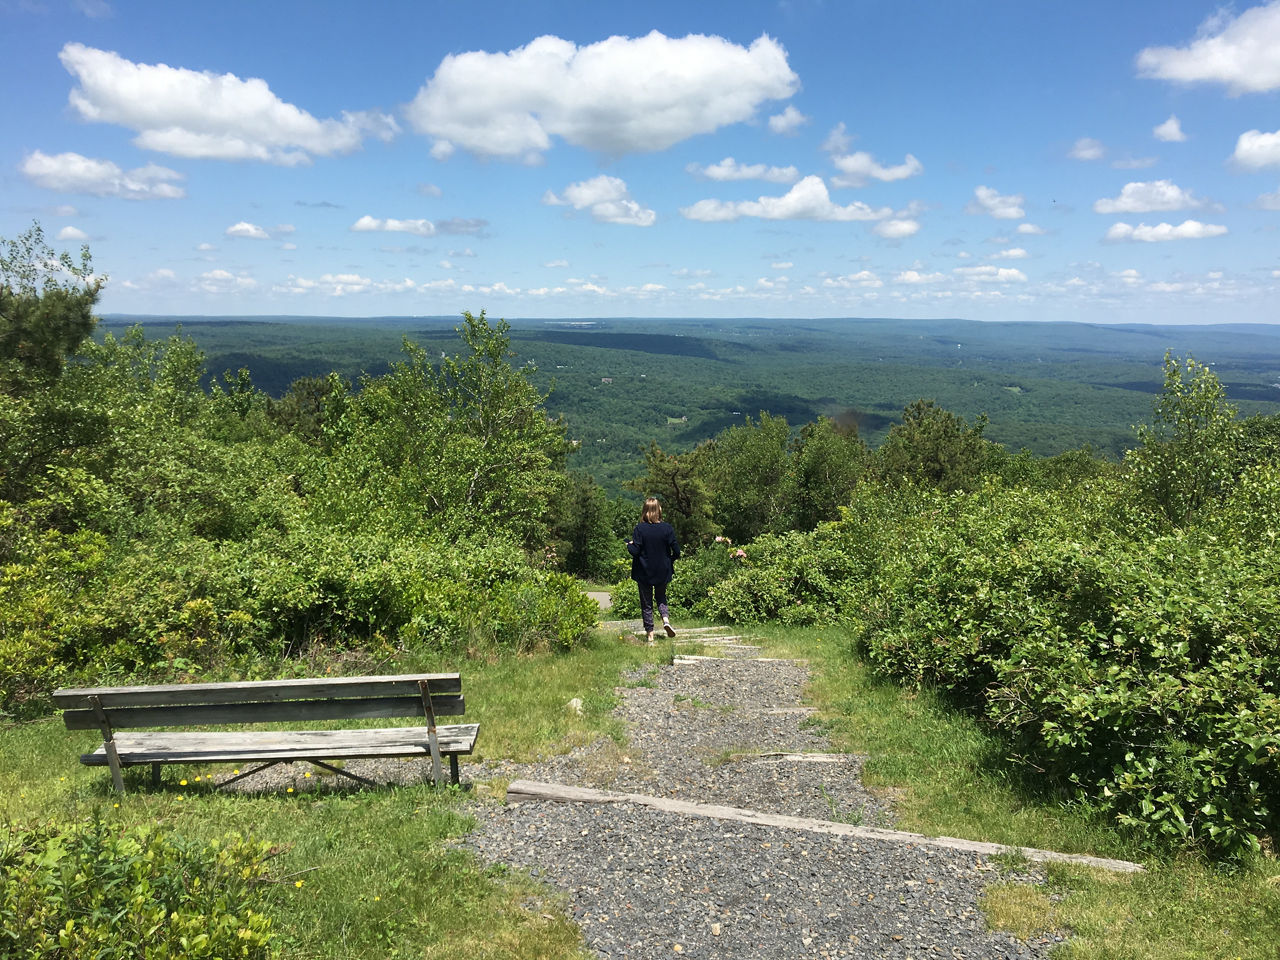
[
  {"x1": 736, "y1": 622, "x2": 1280, "y2": 959},
  {"x1": 0, "y1": 630, "x2": 670, "y2": 960},
  {"x1": 6, "y1": 623, "x2": 1279, "y2": 958}
]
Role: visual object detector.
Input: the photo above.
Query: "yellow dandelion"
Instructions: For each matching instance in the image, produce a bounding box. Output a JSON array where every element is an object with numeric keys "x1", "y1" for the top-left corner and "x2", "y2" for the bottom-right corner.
[
  {"x1": 177, "y1": 795, "x2": 184, "y2": 800},
  {"x1": 113, "y1": 803, "x2": 119, "y2": 809},
  {"x1": 294, "y1": 880, "x2": 304, "y2": 889},
  {"x1": 179, "y1": 779, "x2": 188, "y2": 786},
  {"x1": 194, "y1": 776, "x2": 201, "y2": 782},
  {"x1": 287, "y1": 787, "x2": 294, "y2": 793},
  {"x1": 304, "y1": 772, "x2": 312, "y2": 778},
  {"x1": 374, "y1": 895, "x2": 381, "y2": 901}
]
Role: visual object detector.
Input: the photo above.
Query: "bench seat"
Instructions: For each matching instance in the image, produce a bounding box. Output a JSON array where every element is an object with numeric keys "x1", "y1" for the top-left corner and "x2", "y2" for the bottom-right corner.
[{"x1": 80, "y1": 723, "x2": 480, "y2": 767}]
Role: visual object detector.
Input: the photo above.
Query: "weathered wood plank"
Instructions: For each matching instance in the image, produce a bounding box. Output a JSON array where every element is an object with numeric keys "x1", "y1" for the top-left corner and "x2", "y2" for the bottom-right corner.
[
  {"x1": 53, "y1": 673, "x2": 461, "y2": 709},
  {"x1": 504, "y1": 780, "x2": 1145, "y2": 874},
  {"x1": 63, "y1": 694, "x2": 465, "y2": 731},
  {"x1": 80, "y1": 724, "x2": 480, "y2": 765},
  {"x1": 730, "y1": 752, "x2": 858, "y2": 764}
]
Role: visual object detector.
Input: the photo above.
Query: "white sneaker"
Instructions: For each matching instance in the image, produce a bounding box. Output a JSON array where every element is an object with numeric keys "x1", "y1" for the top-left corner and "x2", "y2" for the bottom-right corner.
[{"x1": 663, "y1": 620, "x2": 676, "y2": 638}]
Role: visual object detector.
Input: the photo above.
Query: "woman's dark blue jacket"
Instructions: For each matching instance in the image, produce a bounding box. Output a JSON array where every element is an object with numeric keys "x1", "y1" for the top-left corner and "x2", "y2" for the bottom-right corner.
[{"x1": 627, "y1": 521, "x2": 681, "y2": 585}]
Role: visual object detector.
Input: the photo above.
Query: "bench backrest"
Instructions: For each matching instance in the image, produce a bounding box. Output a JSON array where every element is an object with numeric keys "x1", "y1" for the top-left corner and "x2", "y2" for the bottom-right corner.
[{"x1": 53, "y1": 674, "x2": 464, "y2": 731}]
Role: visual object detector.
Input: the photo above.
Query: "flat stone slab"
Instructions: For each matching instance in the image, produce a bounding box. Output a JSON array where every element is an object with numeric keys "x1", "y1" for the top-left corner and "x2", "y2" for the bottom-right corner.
[{"x1": 506, "y1": 779, "x2": 1144, "y2": 874}]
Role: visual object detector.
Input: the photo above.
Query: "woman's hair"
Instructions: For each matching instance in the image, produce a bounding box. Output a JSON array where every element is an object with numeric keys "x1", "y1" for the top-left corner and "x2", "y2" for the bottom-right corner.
[{"x1": 641, "y1": 497, "x2": 663, "y2": 523}]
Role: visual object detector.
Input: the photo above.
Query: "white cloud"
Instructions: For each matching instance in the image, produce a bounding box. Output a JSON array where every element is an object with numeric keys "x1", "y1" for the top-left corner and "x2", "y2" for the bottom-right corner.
[
  {"x1": 1093, "y1": 180, "x2": 1202, "y2": 214},
  {"x1": 58, "y1": 43, "x2": 397, "y2": 165},
  {"x1": 822, "y1": 270, "x2": 882, "y2": 289},
  {"x1": 225, "y1": 221, "x2": 270, "y2": 239},
  {"x1": 21, "y1": 150, "x2": 184, "y2": 199},
  {"x1": 195, "y1": 242, "x2": 215, "y2": 251},
  {"x1": 1069, "y1": 137, "x2": 1105, "y2": 160},
  {"x1": 1105, "y1": 219, "x2": 1228, "y2": 242},
  {"x1": 350, "y1": 215, "x2": 435, "y2": 236},
  {"x1": 543, "y1": 175, "x2": 656, "y2": 226},
  {"x1": 954, "y1": 265, "x2": 1027, "y2": 282},
  {"x1": 450, "y1": 248, "x2": 477, "y2": 257},
  {"x1": 770, "y1": 261, "x2": 793, "y2": 269},
  {"x1": 274, "y1": 223, "x2": 296, "y2": 234},
  {"x1": 544, "y1": 259, "x2": 570, "y2": 268},
  {"x1": 1115, "y1": 268, "x2": 1142, "y2": 284},
  {"x1": 830, "y1": 151, "x2": 923, "y2": 187},
  {"x1": 1257, "y1": 187, "x2": 1280, "y2": 210},
  {"x1": 991, "y1": 247, "x2": 1029, "y2": 259},
  {"x1": 52, "y1": 205, "x2": 78, "y2": 216},
  {"x1": 873, "y1": 218, "x2": 920, "y2": 239},
  {"x1": 280, "y1": 242, "x2": 297, "y2": 250},
  {"x1": 418, "y1": 182, "x2": 442, "y2": 197},
  {"x1": 56, "y1": 226, "x2": 89, "y2": 241},
  {"x1": 1233, "y1": 128, "x2": 1280, "y2": 169},
  {"x1": 1154, "y1": 114, "x2": 1187, "y2": 142},
  {"x1": 768, "y1": 104, "x2": 809, "y2": 134},
  {"x1": 967, "y1": 185, "x2": 1025, "y2": 219},
  {"x1": 686, "y1": 157, "x2": 800, "y2": 183},
  {"x1": 438, "y1": 260, "x2": 454, "y2": 270},
  {"x1": 406, "y1": 31, "x2": 797, "y2": 160},
  {"x1": 820, "y1": 122, "x2": 851, "y2": 153},
  {"x1": 681, "y1": 175, "x2": 891, "y2": 222},
  {"x1": 1016, "y1": 223, "x2": 1046, "y2": 235},
  {"x1": 197, "y1": 268, "x2": 256, "y2": 293},
  {"x1": 895, "y1": 270, "x2": 945, "y2": 284},
  {"x1": 1136, "y1": 4, "x2": 1280, "y2": 95}
]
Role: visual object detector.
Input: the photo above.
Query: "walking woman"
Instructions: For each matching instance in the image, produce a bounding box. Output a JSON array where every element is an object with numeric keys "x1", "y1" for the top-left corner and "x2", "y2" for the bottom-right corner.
[{"x1": 627, "y1": 497, "x2": 681, "y2": 642}]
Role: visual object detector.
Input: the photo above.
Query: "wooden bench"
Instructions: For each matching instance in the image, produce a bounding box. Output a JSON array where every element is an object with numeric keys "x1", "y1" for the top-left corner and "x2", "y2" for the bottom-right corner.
[{"x1": 53, "y1": 673, "x2": 479, "y2": 793}]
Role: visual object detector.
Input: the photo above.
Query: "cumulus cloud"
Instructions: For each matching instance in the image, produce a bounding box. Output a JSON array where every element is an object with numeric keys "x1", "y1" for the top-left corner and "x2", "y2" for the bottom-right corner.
[
  {"x1": 1093, "y1": 179, "x2": 1202, "y2": 213},
  {"x1": 954, "y1": 265, "x2": 1027, "y2": 282},
  {"x1": 58, "y1": 43, "x2": 397, "y2": 165},
  {"x1": 543, "y1": 175, "x2": 656, "y2": 226},
  {"x1": 197, "y1": 269, "x2": 257, "y2": 293},
  {"x1": 1154, "y1": 114, "x2": 1187, "y2": 142},
  {"x1": 350, "y1": 215, "x2": 435, "y2": 236},
  {"x1": 820, "y1": 122, "x2": 852, "y2": 154},
  {"x1": 1233, "y1": 128, "x2": 1280, "y2": 169},
  {"x1": 768, "y1": 104, "x2": 809, "y2": 134},
  {"x1": 991, "y1": 247, "x2": 1029, "y2": 259},
  {"x1": 967, "y1": 185, "x2": 1025, "y2": 219},
  {"x1": 1105, "y1": 219, "x2": 1228, "y2": 242},
  {"x1": 822, "y1": 270, "x2": 882, "y2": 289},
  {"x1": 873, "y1": 218, "x2": 920, "y2": 239},
  {"x1": 21, "y1": 150, "x2": 184, "y2": 199},
  {"x1": 1069, "y1": 137, "x2": 1105, "y2": 160},
  {"x1": 406, "y1": 31, "x2": 797, "y2": 160},
  {"x1": 895, "y1": 270, "x2": 945, "y2": 284},
  {"x1": 56, "y1": 226, "x2": 89, "y2": 241},
  {"x1": 1136, "y1": 3, "x2": 1280, "y2": 94},
  {"x1": 686, "y1": 157, "x2": 800, "y2": 183},
  {"x1": 1016, "y1": 223, "x2": 1046, "y2": 235},
  {"x1": 545, "y1": 259, "x2": 570, "y2": 268},
  {"x1": 1257, "y1": 187, "x2": 1280, "y2": 210},
  {"x1": 681, "y1": 175, "x2": 891, "y2": 222},
  {"x1": 830, "y1": 151, "x2": 923, "y2": 187},
  {"x1": 225, "y1": 221, "x2": 270, "y2": 239}
]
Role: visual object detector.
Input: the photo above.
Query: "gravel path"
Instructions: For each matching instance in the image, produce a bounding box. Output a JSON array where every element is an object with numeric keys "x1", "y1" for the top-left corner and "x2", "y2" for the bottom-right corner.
[{"x1": 465, "y1": 632, "x2": 1059, "y2": 959}]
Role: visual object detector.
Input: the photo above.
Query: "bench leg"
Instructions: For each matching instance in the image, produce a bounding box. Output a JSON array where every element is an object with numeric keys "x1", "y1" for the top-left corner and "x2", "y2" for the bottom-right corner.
[
  {"x1": 151, "y1": 762, "x2": 161, "y2": 789},
  {"x1": 449, "y1": 754, "x2": 459, "y2": 786}
]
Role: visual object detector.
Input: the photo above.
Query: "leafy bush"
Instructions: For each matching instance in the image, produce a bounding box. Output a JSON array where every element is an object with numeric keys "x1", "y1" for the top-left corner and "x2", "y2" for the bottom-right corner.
[{"x1": 0, "y1": 818, "x2": 278, "y2": 958}]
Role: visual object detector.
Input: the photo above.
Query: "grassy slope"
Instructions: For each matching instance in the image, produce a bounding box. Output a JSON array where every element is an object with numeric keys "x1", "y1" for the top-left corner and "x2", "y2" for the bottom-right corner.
[{"x1": 3, "y1": 625, "x2": 1278, "y2": 958}]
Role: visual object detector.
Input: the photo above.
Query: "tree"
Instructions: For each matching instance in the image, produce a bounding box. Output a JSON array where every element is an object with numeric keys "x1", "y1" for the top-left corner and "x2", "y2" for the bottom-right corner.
[
  {"x1": 629, "y1": 442, "x2": 717, "y2": 547},
  {"x1": 782, "y1": 416, "x2": 867, "y2": 530},
  {"x1": 873, "y1": 399, "x2": 994, "y2": 492},
  {"x1": 0, "y1": 221, "x2": 102, "y2": 396},
  {"x1": 1127, "y1": 352, "x2": 1240, "y2": 525},
  {"x1": 700, "y1": 412, "x2": 791, "y2": 542}
]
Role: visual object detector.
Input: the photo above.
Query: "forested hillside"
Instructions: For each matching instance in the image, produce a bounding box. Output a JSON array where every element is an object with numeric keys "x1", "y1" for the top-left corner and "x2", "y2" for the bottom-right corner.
[{"x1": 6, "y1": 226, "x2": 1280, "y2": 860}]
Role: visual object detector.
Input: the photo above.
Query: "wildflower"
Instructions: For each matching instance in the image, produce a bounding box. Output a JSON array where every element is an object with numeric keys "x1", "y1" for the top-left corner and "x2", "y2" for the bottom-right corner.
[
  {"x1": 232, "y1": 769, "x2": 240, "y2": 775},
  {"x1": 180, "y1": 779, "x2": 188, "y2": 786},
  {"x1": 295, "y1": 880, "x2": 304, "y2": 889},
  {"x1": 113, "y1": 803, "x2": 119, "y2": 808},
  {"x1": 303, "y1": 772, "x2": 312, "y2": 778},
  {"x1": 287, "y1": 787, "x2": 294, "y2": 793}
]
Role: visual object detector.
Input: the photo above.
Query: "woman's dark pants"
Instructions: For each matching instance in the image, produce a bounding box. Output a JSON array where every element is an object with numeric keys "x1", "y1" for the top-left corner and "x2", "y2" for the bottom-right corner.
[{"x1": 637, "y1": 582, "x2": 669, "y2": 633}]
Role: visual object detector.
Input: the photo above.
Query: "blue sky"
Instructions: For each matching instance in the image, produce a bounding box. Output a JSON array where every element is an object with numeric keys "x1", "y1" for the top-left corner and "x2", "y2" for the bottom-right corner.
[{"x1": 3, "y1": 0, "x2": 1279, "y2": 323}]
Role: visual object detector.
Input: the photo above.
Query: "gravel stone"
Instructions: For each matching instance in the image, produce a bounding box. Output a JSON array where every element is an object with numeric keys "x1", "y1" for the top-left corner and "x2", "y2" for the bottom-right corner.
[{"x1": 465, "y1": 634, "x2": 1057, "y2": 958}]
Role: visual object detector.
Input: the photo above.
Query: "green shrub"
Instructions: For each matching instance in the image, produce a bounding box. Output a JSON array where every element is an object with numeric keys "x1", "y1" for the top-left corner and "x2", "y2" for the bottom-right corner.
[{"x1": 0, "y1": 818, "x2": 278, "y2": 958}]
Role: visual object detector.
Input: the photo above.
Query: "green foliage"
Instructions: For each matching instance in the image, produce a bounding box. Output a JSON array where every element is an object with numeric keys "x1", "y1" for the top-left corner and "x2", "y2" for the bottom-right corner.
[
  {"x1": 0, "y1": 221, "x2": 102, "y2": 397},
  {"x1": 699, "y1": 411, "x2": 791, "y2": 542},
  {"x1": 873, "y1": 398, "x2": 996, "y2": 492},
  {"x1": 0, "y1": 818, "x2": 277, "y2": 958},
  {"x1": 628, "y1": 441, "x2": 717, "y2": 547},
  {"x1": 1127, "y1": 353, "x2": 1241, "y2": 525},
  {"x1": 782, "y1": 416, "x2": 868, "y2": 531}
]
